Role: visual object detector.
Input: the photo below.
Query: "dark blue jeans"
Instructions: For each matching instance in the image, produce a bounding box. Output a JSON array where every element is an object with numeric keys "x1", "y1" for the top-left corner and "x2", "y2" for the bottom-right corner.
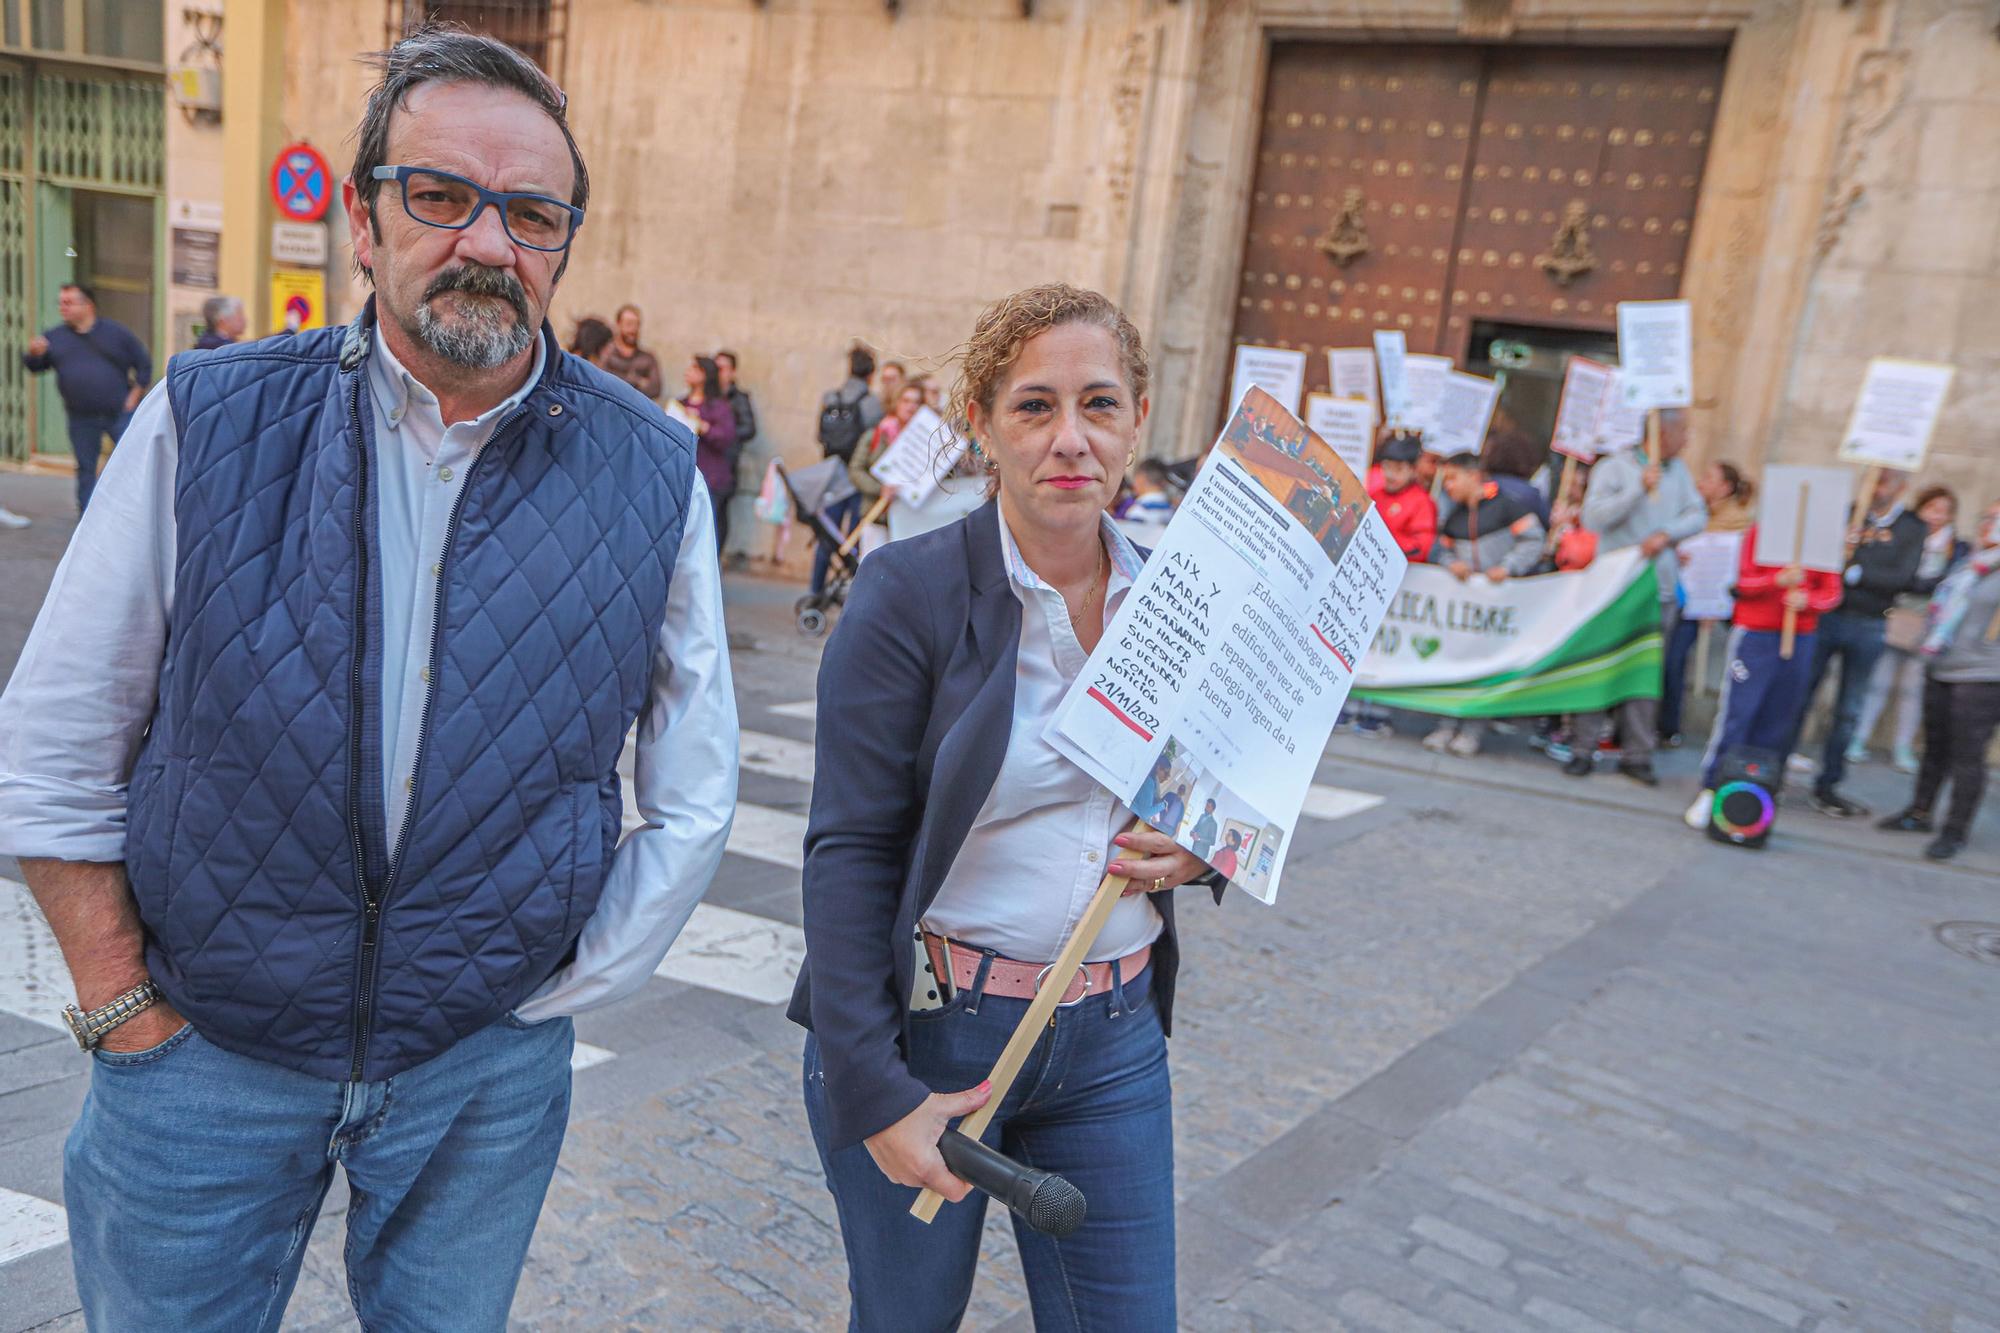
[
  {"x1": 1796, "y1": 610, "x2": 1889, "y2": 791},
  {"x1": 65, "y1": 410, "x2": 130, "y2": 513},
  {"x1": 803, "y1": 960, "x2": 1176, "y2": 1332},
  {"x1": 812, "y1": 493, "x2": 863, "y2": 595},
  {"x1": 1658, "y1": 613, "x2": 1704, "y2": 739}
]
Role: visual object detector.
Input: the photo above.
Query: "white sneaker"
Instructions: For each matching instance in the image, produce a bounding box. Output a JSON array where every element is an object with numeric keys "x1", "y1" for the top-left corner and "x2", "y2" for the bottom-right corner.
[
  {"x1": 0, "y1": 506, "x2": 30, "y2": 530},
  {"x1": 1684, "y1": 790, "x2": 1714, "y2": 830},
  {"x1": 1844, "y1": 742, "x2": 1869, "y2": 766},
  {"x1": 1785, "y1": 753, "x2": 1817, "y2": 777},
  {"x1": 1447, "y1": 730, "x2": 1482, "y2": 759},
  {"x1": 1892, "y1": 745, "x2": 1919, "y2": 774},
  {"x1": 1422, "y1": 724, "x2": 1455, "y2": 753}
]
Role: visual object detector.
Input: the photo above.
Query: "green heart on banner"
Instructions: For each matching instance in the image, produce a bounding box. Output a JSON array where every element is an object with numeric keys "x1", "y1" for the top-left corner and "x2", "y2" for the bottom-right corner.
[{"x1": 1413, "y1": 635, "x2": 1442, "y2": 659}]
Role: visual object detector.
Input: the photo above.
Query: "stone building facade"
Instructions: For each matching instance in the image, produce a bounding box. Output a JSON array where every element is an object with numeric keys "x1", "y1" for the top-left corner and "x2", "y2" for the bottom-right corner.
[{"x1": 160, "y1": 0, "x2": 1997, "y2": 551}]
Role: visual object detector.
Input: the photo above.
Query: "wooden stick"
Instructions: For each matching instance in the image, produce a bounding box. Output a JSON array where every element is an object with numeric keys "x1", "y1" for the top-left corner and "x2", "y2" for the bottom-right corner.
[
  {"x1": 835, "y1": 493, "x2": 894, "y2": 559},
  {"x1": 1641, "y1": 411, "x2": 1660, "y2": 494},
  {"x1": 1846, "y1": 465, "x2": 1882, "y2": 557},
  {"x1": 1780, "y1": 480, "x2": 1810, "y2": 661},
  {"x1": 1544, "y1": 454, "x2": 1580, "y2": 555},
  {"x1": 1694, "y1": 619, "x2": 1712, "y2": 706},
  {"x1": 910, "y1": 819, "x2": 1151, "y2": 1224}
]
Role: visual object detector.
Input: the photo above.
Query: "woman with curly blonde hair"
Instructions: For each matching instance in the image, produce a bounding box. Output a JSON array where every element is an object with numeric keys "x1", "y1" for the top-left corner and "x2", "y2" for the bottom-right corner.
[{"x1": 789, "y1": 283, "x2": 1214, "y2": 1329}]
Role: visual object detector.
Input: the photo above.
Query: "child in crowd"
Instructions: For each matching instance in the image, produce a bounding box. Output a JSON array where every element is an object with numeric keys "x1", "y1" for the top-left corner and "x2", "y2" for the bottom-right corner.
[
  {"x1": 1422, "y1": 452, "x2": 1547, "y2": 758},
  {"x1": 1367, "y1": 432, "x2": 1437, "y2": 564},
  {"x1": 1685, "y1": 524, "x2": 1845, "y2": 829}
]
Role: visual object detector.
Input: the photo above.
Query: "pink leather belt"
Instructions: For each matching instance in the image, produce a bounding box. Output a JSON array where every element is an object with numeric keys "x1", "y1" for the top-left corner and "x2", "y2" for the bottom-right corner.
[{"x1": 922, "y1": 933, "x2": 1150, "y2": 1007}]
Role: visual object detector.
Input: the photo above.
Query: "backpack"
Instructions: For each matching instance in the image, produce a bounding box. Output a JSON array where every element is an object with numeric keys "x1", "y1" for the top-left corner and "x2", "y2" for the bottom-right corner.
[{"x1": 817, "y1": 383, "x2": 867, "y2": 461}]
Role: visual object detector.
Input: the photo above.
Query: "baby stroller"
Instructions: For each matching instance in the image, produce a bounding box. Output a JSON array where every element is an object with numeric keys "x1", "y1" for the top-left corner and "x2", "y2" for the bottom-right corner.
[{"x1": 776, "y1": 457, "x2": 860, "y2": 638}]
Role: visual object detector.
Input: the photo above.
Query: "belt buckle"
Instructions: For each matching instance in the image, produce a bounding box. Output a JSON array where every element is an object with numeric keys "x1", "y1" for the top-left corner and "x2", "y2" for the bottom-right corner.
[{"x1": 1035, "y1": 962, "x2": 1092, "y2": 1008}]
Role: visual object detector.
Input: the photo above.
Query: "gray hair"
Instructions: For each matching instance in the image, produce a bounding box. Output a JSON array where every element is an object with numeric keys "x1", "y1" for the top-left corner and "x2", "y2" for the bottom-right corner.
[
  {"x1": 350, "y1": 26, "x2": 588, "y2": 278},
  {"x1": 201, "y1": 294, "x2": 242, "y2": 328}
]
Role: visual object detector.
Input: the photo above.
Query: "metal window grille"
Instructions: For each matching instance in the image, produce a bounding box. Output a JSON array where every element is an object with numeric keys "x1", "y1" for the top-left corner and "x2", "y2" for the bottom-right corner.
[{"x1": 387, "y1": 0, "x2": 567, "y2": 83}]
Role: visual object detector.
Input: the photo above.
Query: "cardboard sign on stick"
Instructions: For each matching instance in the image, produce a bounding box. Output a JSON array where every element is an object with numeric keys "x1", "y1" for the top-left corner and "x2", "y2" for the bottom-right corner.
[
  {"x1": 1754, "y1": 465, "x2": 1854, "y2": 574},
  {"x1": 1402, "y1": 354, "x2": 1453, "y2": 442},
  {"x1": 1228, "y1": 344, "x2": 1308, "y2": 416},
  {"x1": 1373, "y1": 330, "x2": 1410, "y2": 425},
  {"x1": 1326, "y1": 347, "x2": 1379, "y2": 420},
  {"x1": 867, "y1": 406, "x2": 966, "y2": 508},
  {"x1": 1677, "y1": 531, "x2": 1745, "y2": 621},
  {"x1": 1427, "y1": 371, "x2": 1500, "y2": 457},
  {"x1": 1838, "y1": 358, "x2": 1954, "y2": 471},
  {"x1": 1551, "y1": 356, "x2": 1613, "y2": 461},
  {"x1": 1305, "y1": 393, "x2": 1376, "y2": 477},
  {"x1": 1593, "y1": 369, "x2": 1647, "y2": 454},
  {"x1": 1616, "y1": 300, "x2": 1693, "y2": 410}
]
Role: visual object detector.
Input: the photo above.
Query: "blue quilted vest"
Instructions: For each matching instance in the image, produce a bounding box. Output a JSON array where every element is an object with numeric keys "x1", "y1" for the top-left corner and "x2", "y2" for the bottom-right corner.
[{"x1": 126, "y1": 305, "x2": 695, "y2": 1081}]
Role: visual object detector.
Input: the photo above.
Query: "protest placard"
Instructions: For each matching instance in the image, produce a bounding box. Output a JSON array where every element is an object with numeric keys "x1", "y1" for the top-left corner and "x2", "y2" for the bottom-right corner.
[
  {"x1": 1753, "y1": 465, "x2": 1853, "y2": 575},
  {"x1": 1403, "y1": 353, "x2": 1453, "y2": 442},
  {"x1": 1327, "y1": 347, "x2": 1379, "y2": 420},
  {"x1": 1305, "y1": 393, "x2": 1376, "y2": 478},
  {"x1": 1838, "y1": 358, "x2": 1954, "y2": 471},
  {"x1": 1374, "y1": 330, "x2": 1409, "y2": 425},
  {"x1": 1427, "y1": 370, "x2": 1500, "y2": 456},
  {"x1": 866, "y1": 405, "x2": 966, "y2": 508},
  {"x1": 1229, "y1": 344, "x2": 1308, "y2": 415},
  {"x1": 1551, "y1": 356, "x2": 1613, "y2": 461},
  {"x1": 1352, "y1": 548, "x2": 1663, "y2": 717},
  {"x1": 1676, "y1": 530, "x2": 1745, "y2": 621},
  {"x1": 1045, "y1": 387, "x2": 1406, "y2": 905},
  {"x1": 1616, "y1": 299, "x2": 1693, "y2": 410},
  {"x1": 1593, "y1": 368, "x2": 1647, "y2": 454}
]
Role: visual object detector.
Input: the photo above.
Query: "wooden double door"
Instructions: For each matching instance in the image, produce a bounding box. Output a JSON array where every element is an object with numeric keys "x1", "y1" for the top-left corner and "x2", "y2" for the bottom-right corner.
[{"x1": 1231, "y1": 41, "x2": 1726, "y2": 401}]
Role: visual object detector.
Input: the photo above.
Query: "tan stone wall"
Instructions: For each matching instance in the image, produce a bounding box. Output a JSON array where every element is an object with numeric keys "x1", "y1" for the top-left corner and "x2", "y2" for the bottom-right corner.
[{"x1": 164, "y1": 3, "x2": 228, "y2": 351}]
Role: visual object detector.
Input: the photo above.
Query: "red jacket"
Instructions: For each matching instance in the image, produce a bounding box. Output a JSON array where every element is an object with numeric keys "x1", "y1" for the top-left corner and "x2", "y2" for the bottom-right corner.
[
  {"x1": 1731, "y1": 524, "x2": 1844, "y2": 633},
  {"x1": 1367, "y1": 466, "x2": 1437, "y2": 564}
]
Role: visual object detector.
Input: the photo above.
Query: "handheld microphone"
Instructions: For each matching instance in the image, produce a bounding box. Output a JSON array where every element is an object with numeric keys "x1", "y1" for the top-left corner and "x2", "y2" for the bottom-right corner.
[{"x1": 937, "y1": 1130, "x2": 1087, "y2": 1238}]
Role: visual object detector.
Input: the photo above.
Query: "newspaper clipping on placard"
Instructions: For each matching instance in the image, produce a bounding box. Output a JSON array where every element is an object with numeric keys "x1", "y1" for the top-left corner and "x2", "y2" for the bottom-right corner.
[
  {"x1": 1838, "y1": 358, "x2": 1954, "y2": 471},
  {"x1": 1045, "y1": 387, "x2": 1407, "y2": 905}
]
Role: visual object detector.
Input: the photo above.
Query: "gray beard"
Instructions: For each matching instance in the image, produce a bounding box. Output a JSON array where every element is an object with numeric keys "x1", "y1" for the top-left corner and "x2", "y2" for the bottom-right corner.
[{"x1": 412, "y1": 293, "x2": 534, "y2": 369}]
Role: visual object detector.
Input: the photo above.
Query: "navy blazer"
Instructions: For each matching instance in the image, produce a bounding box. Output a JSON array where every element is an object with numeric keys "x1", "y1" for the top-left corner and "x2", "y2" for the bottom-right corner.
[{"x1": 787, "y1": 501, "x2": 1204, "y2": 1151}]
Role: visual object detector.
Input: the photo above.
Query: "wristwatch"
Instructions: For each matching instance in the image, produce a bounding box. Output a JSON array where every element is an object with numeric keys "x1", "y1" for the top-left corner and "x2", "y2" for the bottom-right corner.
[{"x1": 62, "y1": 980, "x2": 163, "y2": 1052}]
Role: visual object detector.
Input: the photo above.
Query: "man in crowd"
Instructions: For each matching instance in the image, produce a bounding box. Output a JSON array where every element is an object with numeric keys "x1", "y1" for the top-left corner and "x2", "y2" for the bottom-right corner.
[
  {"x1": 1565, "y1": 409, "x2": 1706, "y2": 786},
  {"x1": 1790, "y1": 469, "x2": 1926, "y2": 817},
  {"x1": 876, "y1": 358, "x2": 907, "y2": 412},
  {"x1": 716, "y1": 348, "x2": 758, "y2": 561},
  {"x1": 810, "y1": 345, "x2": 884, "y2": 596},
  {"x1": 194, "y1": 294, "x2": 248, "y2": 349},
  {"x1": 0, "y1": 31, "x2": 736, "y2": 1328},
  {"x1": 602, "y1": 301, "x2": 663, "y2": 398},
  {"x1": 21, "y1": 282, "x2": 151, "y2": 513}
]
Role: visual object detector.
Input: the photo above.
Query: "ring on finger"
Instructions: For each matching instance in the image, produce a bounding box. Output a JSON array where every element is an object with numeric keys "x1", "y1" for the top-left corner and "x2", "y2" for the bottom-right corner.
[{"x1": 1152, "y1": 877, "x2": 1165, "y2": 893}]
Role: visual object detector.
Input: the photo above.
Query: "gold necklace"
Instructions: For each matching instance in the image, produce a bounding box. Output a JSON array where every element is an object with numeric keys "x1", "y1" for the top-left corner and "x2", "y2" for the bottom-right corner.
[{"x1": 1064, "y1": 544, "x2": 1108, "y2": 636}]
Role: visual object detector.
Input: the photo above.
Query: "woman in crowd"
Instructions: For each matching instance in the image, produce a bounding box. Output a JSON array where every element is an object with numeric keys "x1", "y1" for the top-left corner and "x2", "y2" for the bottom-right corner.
[
  {"x1": 1658, "y1": 460, "x2": 1756, "y2": 746},
  {"x1": 1877, "y1": 499, "x2": 2000, "y2": 862},
  {"x1": 848, "y1": 382, "x2": 924, "y2": 538},
  {"x1": 1852, "y1": 485, "x2": 1966, "y2": 772},
  {"x1": 792, "y1": 283, "x2": 1215, "y2": 1330},
  {"x1": 568, "y1": 316, "x2": 613, "y2": 367},
  {"x1": 679, "y1": 355, "x2": 738, "y2": 554}
]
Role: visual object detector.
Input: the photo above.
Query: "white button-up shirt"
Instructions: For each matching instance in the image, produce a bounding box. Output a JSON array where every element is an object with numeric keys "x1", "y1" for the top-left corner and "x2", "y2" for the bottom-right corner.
[
  {"x1": 922, "y1": 510, "x2": 1163, "y2": 965},
  {"x1": 0, "y1": 329, "x2": 737, "y2": 1021}
]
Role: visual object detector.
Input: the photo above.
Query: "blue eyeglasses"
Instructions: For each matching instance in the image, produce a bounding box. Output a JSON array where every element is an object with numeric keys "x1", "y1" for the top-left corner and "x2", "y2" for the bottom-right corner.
[{"x1": 371, "y1": 165, "x2": 584, "y2": 252}]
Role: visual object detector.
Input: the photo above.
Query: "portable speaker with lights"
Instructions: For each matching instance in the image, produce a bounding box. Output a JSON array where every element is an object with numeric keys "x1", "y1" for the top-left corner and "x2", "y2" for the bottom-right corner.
[{"x1": 1706, "y1": 746, "x2": 1780, "y2": 849}]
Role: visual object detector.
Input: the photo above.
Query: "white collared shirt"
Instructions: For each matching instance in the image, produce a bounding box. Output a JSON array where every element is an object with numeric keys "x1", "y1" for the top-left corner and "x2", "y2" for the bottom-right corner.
[
  {"x1": 921, "y1": 510, "x2": 1163, "y2": 965},
  {"x1": 0, "y1": 330, "x2": 737, "y2": 1021}
]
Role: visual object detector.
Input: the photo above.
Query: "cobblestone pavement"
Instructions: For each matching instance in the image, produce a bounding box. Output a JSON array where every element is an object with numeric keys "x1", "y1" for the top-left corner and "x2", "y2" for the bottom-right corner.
[{"x1": 2, "y1": 471, "x2": 1996, "y2": 1331}]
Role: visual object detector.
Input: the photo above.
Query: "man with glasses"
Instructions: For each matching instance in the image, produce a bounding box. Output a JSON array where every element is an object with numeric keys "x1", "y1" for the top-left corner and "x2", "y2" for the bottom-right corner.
[{"x1": 0, "y1": 29, "x2": 737, "y2": 1330}]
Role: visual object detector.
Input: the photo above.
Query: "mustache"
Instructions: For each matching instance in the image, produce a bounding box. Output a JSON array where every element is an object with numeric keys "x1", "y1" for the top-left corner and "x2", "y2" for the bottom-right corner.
[{"x1": 422, "y1": 265, "x2": 529, "y2": 324}]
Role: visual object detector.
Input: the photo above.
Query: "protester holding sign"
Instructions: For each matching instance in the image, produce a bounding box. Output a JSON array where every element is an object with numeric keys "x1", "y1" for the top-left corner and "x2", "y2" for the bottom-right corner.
[
  {"x1": 1852, "y1": 486, "x2": 1967, "y2": 772},
  {"x1": 793, "y1": 284, "x2": 1213, "y2": 1331},
  {"x1": 1567, "y1": 407, "x2": 1705, "y2": 785},
  {"x1": 1659, "y1": 461, "x2": 1756, "y2": 744}
]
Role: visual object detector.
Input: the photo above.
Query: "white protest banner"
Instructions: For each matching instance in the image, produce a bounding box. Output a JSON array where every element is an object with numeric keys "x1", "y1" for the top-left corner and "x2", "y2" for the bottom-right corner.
[
  {"x1": 1403, "y1": 353, "x2": 1453, "y2": 442},
  {"x1": 1228, "y1": 344, "x2": 1308, "y2": 416},
  {"x1": 867, "y1": 405, "x2": 966, "y2": 508},
  {"x1": 1838, "y1": 358, "x2": 1954, "y2": 471},
  {"x1": 1616, "y1": 299, "x2": 1694, "y2": 410},
  {"x1": 1045, "y1": 387, "x2": 1405, "y2": 905},
  {"x1": 1754, "y1": 465, "x2": 1854, "y2": 574},
  {"x1": 1305, "y1": 393, "x2": 1376, "y2": 478},
  {"x1": 1327, "y1": 347, "x2": 1379, "y2": 421},
  {"x1": 1593, "y1": 368, "x2": 1647, "y2": 454},
  {"x1": 1676, "y1": 530, "x2": 1745, "y2": 621},
  {"x1": 1551, "y1": 356, "x2": 1613, "y2": 461},
  {"x1": 1352, "y1": 549, "x2": 1663, "y2": 717},
  {"x1": 1374, "y1": 330, "x2": 1410, "y2": 425},
  {"x1": 1427, "y1": 370, "x2": 1500, "y2": 457}
]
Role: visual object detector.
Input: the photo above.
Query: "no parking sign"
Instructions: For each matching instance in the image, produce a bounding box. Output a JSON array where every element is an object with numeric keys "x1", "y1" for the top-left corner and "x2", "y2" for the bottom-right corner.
[{"x1": 270, "y1": 142, "x2": 333, "y2": 223}]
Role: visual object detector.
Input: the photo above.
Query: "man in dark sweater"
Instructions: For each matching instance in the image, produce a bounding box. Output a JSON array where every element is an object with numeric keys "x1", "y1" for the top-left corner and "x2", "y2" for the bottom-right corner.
[
  {"x1": 21, "y1": 283, "x2": 151, "y2": 513},
  {"x1": 1790, "y1": 469, "x2": 1926, "y2": 817}
]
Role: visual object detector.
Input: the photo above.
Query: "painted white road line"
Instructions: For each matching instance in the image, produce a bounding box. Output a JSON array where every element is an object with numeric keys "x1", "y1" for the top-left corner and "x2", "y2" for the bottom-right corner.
[
  {"x1": 769, "y1": 699, "x2": 817, "y2": 722},
  {"x1": 571, "y1": 1041, "x2": 616, "y2": 1072},
  {"x1": 656, "y1": 903, "x2": 806, "y2": 1005},
  {"x1": 739, "y1": 730, "x2": 817, "y2": 785},
  {"x1": 1300, "y1": 784, "x2": 1387, "y2": 822},
  {"x1": 724, "y1": 803, "x2": 808, "y2": 869},
  {"x1": 0, "y1": 878, "x2": 70, "y2": 1032},
  {"x1": 0, "y1": 1187, "x2": 68, "y2": 1265}
]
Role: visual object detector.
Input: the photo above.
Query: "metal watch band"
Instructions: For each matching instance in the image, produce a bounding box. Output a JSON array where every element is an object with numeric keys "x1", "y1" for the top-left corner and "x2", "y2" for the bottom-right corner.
[{"x1": 62, "y1": 979, "x2": 162, "y2": 1052}]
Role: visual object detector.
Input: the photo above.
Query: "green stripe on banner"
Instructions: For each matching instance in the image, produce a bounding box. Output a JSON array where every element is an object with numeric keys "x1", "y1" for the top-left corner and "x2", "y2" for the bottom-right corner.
[{"x1": 1352, "y1": 563, "x2": 1666, "y2": 718}]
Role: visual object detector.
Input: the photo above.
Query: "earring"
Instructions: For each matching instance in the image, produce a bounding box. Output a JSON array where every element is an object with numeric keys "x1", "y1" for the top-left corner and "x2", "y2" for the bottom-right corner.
[{"x1": 1126, "y1": 450, "x2": 1137, "y2": 468}]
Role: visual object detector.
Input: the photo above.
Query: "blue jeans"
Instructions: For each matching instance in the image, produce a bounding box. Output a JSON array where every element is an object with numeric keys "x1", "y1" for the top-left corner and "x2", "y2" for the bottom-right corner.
[
  {"x1": 65, "y1": 411, "x2": 130, "y2": 513},
  {"x1": 1796, "y1": 610, "x2": 1889, "y2": 791},
  {"x1": 1704, "y1": 626, "x2": 1817, "y2": 790},
  {"x1": 1658, "y1": 613, "x2": 1703, "y2": 739},
  {"x1": 812, "y1": 493, "x2": 863, "y2": 595},
  {"x1": 64, "y1": 1013, "x2": 573, "y2": 1331},
  {"x1": 803, "y1": 960, "x2": 1176, "y2": 1332}
]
